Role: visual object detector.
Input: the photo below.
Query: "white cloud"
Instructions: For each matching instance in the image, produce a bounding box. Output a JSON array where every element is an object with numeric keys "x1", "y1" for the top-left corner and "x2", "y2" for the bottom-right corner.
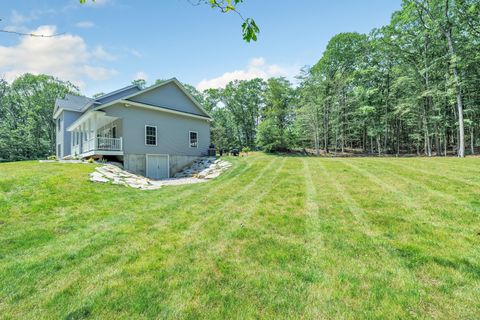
[
  {"x1": 75, "y1": 21, "x2": 95, "y2": 28},
  {"x1": 83, "y1": 66, "x2": 118, "y2": 81},
  {"x1": 10, "y1": 10, "x2": 34, "y2": 25},
  {"x1": 196, "y1": 57, "x2": 299, "y2": 91},
  {"x1": 8, "y1": 9, "x2": 55, "y2": 26},
  {"x1": 133, "y1": 71, "x2": 148, "y2": 81},
  {"x1": 91, "y1": 46, "x2": 116, "y2": 61},
  {"x1": 130, "y1": 49, "x2": 142, "y2": 58},
  {"x1": 3, "y1": 10, "x2": 39, "y2": 33},
  {"x1": 0, "y1": 25, "x2": 118, "y2": 89},
  {"x1": 249, "y1": 57, "x2": 266, "y2": 68}
]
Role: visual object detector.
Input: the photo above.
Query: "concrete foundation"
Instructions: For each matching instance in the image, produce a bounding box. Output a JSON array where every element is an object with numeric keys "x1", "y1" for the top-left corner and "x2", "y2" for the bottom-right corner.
[
  {"x1": 124, "y1": 153, "x2": 204, "y2": 178},
  {"x1": 124, "y1": 154, "x2": 146, "y2": 176},
  {"x1": 169, "y1": 155, "x2": 203, "y2": 176}
]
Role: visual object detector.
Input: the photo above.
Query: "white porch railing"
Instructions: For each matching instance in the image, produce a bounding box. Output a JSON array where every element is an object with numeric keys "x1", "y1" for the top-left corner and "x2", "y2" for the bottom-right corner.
[
  {"x1": 81, "y1": 137, "x2": 123, "y2": 153},
  {"x1": 97, "y1": 137, "x2": 123, "y2": 151}
]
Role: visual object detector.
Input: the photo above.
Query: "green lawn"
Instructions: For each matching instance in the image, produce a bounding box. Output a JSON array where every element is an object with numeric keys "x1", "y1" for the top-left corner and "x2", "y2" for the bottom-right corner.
[{"x1": 1, "y1": 154, "x2": 479, "y2": 319}]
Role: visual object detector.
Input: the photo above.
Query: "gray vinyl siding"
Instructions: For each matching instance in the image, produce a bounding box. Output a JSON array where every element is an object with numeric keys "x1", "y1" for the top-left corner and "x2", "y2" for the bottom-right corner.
[
  {"x1": 103, "y1": 103, "x2": 210, "y2": 156},
  {"x1": 128, "y1": 82, "x2": 207, "y2": 117},
  {"x1": 56, "y1": 110, "x2": 82, "y2": 158},
  {"x1": 55, "y1": 112, "x2": 64, "y2": 158}
]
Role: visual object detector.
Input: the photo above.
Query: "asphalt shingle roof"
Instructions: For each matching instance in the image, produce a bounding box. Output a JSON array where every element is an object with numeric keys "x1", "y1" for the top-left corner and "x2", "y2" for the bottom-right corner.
[{"x1": 55, "y1": 94, "x2": 94, "y2": 112}]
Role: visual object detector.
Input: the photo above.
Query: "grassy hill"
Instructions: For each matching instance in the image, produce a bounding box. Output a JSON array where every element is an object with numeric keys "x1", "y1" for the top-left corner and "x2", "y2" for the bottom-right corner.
[{"x1": 1, "y1": 154, "x2": 479, "y2": 319}]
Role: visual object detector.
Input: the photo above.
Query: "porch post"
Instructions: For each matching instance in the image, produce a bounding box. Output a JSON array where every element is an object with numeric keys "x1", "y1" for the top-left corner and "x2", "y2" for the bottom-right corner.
[
  {"x1": 76, "y1": 128, "x2": 80, "y2": 154},
  {"x1": 80, "y1": 122, "x2": 89, "y2": 151},
  {"x1": 93, "y1": 114, "x2": 98, "y2": 150}
]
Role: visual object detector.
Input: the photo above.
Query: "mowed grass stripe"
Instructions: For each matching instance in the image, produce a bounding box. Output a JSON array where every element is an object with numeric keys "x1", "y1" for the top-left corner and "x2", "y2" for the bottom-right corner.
[
  {"x1": 409, "y1": 157, "x2": 480, "y2": 176},
  {"x1": 366, "y1": 158, "x2": 480, "y2": 206},
  {"x1": 318, "y1": 159, "x2": 480, "y2": 319},
  {"x1": 375, "y1": 158, "x2": 480, "y2": 189},
  {"x1": 337, "y1": 159, "x2": 477, "y2": 233},
  {"x1": 305, "y1": 158, "x2": 423, "y2": 319},
  {"x1": 342, "y1": 158, "x2": 480, "y2": 225},
  {"x1": 68, "y1": 156, "x2": 284, "y2": 318},
  {"x1": 334, "y1": 159, "x2": 480, "y2": 277},
  {"x1": 165, "y1": 157, "x2": 307, "y2": 319}
]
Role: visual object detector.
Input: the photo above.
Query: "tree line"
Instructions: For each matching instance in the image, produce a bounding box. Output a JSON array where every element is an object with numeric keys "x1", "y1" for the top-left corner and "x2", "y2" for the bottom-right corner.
[
  {"x1": 0, "y1": 74, "x2": 78, "y2": 161},
  {"x1": 202, "y1": 0, "x2": 480, "y2": 157},
  {"x1": 1, "y1": 0, "x2": 479, "y2": 161}
]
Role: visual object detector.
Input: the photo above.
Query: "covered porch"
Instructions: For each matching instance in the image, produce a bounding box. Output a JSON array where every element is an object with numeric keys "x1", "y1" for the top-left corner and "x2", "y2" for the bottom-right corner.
[{"x1": 67, "y1": 111, "x2": 123, "y2": 158}]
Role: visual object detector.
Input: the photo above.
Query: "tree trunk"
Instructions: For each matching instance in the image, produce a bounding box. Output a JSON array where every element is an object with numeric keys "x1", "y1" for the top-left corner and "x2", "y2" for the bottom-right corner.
[
  {"x1": 471, "y1": 127, "x2": 475, "y2": 155},
  {"x1": 445, "y1": 28, "x2": 465, "y2": 157},
  {"x1": 334, "y1": 130, "x2": 338, "y2": 156},
  {"x1": 377, "y1": 136, "x2": 381, "y2": 156},
  {"x1": 444, "y1": 132, "x2": 447, "y2": 157},
  {"x1": 323, "y1": 104, "x2": 329, "y2": 154}
]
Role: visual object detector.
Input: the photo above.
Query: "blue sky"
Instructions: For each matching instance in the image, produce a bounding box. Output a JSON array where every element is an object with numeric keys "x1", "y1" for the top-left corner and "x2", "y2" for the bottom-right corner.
[{"x1": 0, "y1": 0, "x2": 401, "y2": 96}]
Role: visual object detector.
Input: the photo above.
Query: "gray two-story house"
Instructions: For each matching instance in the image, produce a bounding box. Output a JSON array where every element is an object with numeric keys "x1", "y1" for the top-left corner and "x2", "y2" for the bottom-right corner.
[{"x1": 53, "y1": 78, "x2": 212, "y2": 179}]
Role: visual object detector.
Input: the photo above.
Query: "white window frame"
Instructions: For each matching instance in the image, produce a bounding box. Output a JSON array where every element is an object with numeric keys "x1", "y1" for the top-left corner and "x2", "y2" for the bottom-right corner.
[
  {"x1": 145, "y1": 125, "x2": 157, "y2": 146},
  {"x1": 189, "y1": 131, "x2": 198, "y2": 148}
]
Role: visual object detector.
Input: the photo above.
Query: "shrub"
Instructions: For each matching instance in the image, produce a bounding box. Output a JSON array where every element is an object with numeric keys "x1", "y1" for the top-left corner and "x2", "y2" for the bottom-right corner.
[
  {"x1": 47, "y1": 155, "x2": 56, "y2": 160},
  {"x1": 242, "y1": 147, "x2": 251, "y2": 155},
  {"x1": 87, "y1": 158, "x2": 95, "y2": 163}
]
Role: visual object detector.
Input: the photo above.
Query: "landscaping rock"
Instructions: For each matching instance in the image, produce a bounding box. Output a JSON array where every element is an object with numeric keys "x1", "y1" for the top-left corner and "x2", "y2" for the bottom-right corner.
[
  {"x1": 90, "y1": 172, "x2": 109, "y2": 183},
  {"x1": 174, "y1": 158, "x2": 231, "y2": 180},
  {"x1": 88, "y1": 158, "x2": 231, "y2": 190}
]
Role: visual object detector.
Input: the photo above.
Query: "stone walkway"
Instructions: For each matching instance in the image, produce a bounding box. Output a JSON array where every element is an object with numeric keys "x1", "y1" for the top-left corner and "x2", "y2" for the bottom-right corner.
[{"x1": 90, "y1": 158, "x2": 232, "y2": 190}]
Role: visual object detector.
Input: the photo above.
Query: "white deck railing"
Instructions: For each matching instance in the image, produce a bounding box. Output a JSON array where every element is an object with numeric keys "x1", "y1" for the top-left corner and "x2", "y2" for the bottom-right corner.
[
  {"x1": 97, "y1": 137, "x2": 123, "y2": 151},
  {"x1": 80, "y1": 137, "x2": 123, "y2": 153}
]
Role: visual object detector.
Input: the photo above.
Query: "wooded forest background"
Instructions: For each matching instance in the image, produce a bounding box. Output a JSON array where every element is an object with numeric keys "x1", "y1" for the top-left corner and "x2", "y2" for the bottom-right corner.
[{"x1": 1, "y1": 0, "x2": 479, "y2": 161}]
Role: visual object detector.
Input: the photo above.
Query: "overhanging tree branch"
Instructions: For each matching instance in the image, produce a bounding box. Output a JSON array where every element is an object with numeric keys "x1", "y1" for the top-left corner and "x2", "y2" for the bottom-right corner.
[{"x1": 188, "y1": 0, "x2": 259, "y2": 42}]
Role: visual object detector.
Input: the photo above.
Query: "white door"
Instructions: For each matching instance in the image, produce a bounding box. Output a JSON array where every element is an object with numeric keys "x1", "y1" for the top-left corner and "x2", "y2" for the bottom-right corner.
[{"x1": 146, "y1": 155, "x2": 169, "y2": 180}]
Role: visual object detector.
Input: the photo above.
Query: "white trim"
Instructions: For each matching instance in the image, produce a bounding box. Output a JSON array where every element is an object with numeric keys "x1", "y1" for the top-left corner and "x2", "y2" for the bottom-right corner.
[
  {"x1": 145, "y1": 125, "x2": 158, "y2": 146},
  {"x1": 54, "y1": 106, "x2": 82, "y2": 119},
  {"x1": 80, "y1": 150, "x2": 124, "y2": 158},
  {"x1": 53, "y1": 108, "x2": 63, "y2": 120},
  {"x1": 146, "y1": 154, "x2": 170, "y2": 179},
  {"x1": 119, "y1": 100, "x2": 212, "y2": 121},
  {"x1": 93, "y1": 78, "x2": 212, "y2": 119},
  {"x1": 189, "y1": 131, "x2": 198, "y2": 148}
]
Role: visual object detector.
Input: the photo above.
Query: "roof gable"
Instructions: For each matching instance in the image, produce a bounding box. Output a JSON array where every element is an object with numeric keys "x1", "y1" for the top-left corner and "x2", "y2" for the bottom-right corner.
[
  {"x1": 54, "y1": 94, "x2": 93, "y2": 118},
  {"x1": 126, "y1": 80, "x2": 208, "y2": 117},
  {"x1": 85, "y1": 78, "x2": 210, "y2": 120}
]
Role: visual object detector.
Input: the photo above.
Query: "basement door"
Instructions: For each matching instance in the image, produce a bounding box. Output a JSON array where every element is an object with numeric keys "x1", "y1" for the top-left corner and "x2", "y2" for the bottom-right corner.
[{"x1": 146, "y1": 154, "x2": 170, "y2": 180}]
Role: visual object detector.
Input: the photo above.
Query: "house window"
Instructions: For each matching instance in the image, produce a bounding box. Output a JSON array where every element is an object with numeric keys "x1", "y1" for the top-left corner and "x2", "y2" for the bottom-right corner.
[
  {"x1": 145, "y1": 125, "x2": 157, "y2": 146},
  {"x1": 57, "y1": 118, "x2": 61, "y2": 131},
  {"x1": 189, "y1": 131, "x2": 198, "y2": 148}
]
